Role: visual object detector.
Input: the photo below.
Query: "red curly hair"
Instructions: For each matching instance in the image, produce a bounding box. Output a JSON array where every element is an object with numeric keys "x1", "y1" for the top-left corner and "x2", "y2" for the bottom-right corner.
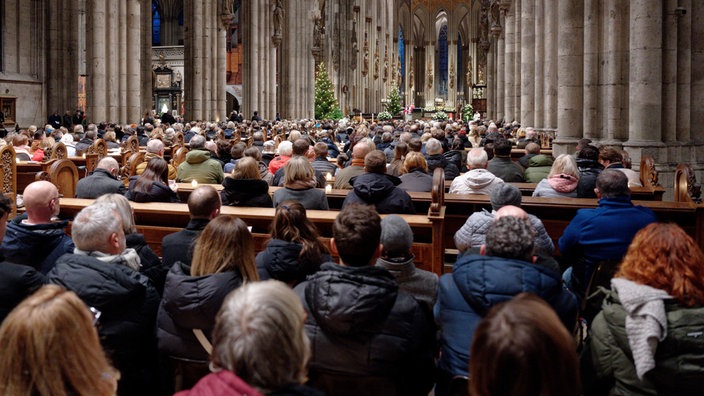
[{"x1": 617, "y1": 223, "x2": 704, "y2": 307}]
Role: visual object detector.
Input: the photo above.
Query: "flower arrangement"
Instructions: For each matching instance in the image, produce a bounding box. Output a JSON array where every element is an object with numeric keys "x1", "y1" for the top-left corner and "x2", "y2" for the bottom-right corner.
[
  {"x1": 461, "y1": 103, "x2": 474, "y2": 122},
  {"x1": 403, "y1": 105, "x2": 415, "y2": 115},
  {"x1": 377, "y1": 111, "x2": 392, "y2": 121},
  {"x1": 432, "y1": 111, "x2": 448, "y2": 121}
]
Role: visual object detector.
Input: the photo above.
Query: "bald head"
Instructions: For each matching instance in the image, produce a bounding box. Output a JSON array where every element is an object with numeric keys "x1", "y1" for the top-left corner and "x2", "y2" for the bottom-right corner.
[
  {"x1": 187, "y1": 185, "x2": 221, "y2": 219},
  {"x1": 352, "y1": 140, "x2": 372, "y2": 160},
  {"x1": 96, "y1": 157, "x2": 120, "y2": 175},
  {"x1": 495, "y1": 205, "x2": 529, "y2": 220},
  {"x1": 23, "y1": 181, "x2": 60, "y2": 224},
  {"x1": 146, "y1": 139, "x2": 165, "y2": 155}
]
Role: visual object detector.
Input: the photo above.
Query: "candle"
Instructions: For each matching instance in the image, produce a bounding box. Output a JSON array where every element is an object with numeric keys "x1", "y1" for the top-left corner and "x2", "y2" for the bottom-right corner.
[
  {"x1": 325, "y1": 184, "x2": 332, "y2": 193},
  {"x1": 325, "y1": 172, "x2": 332, "y2": 181},
  {"x1": 191, "y1": 180, "x2": 198, "y2": 187}
]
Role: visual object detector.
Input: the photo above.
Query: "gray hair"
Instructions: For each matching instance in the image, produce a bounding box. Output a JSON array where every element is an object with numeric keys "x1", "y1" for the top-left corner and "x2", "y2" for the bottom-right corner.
[
  {"x1": 95, "y1": 194, "x2": 136, "y2": 234},
  {"x1": 596, "y1": 169, "x2": 629, "y2": 198},
  {"x1": 96, "y1": 157, "x2": 119, "y2": 173},
  {"x1": 425, "y1": 138, "x2": 443, "y2": 155},
  {"x1": 277, "y1": 140, "x2": 293, "y2": 156},
  {"x1": 485, "y1": 216, "x2": 534, "y2": 262},
  {"x1": 212, "y1": 280, "x2": 310, "y2": 393},
  {"x1": 146, "y1": 139, "x2": 164, "y2": 154},
  {"x1": 71, "y1": 202, "x2": 123, "y2": 252},
  {"x1": 189, "y1": 134, "x2": 206, "y2": 149},
  {"x1": 467, "y1": 148, "x2": 489, "y2": 169}
]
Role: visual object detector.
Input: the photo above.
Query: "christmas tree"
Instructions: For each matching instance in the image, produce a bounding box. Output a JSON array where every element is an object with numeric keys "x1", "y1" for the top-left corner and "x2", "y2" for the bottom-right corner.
[
  {"x1": 386, "y1": 84, "x2": 403, "y2": 116},
  {"x1": 314, "y1": 62, "x2": 342, "y2": 120}
]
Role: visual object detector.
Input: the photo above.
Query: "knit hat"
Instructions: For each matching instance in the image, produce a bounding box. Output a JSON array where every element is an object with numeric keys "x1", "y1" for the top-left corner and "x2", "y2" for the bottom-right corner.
[
  {"x1": 490, "y1": 184, "x2": 522, "y2": 211},
  {"x1": 380, "y1": 215, "x2": 413, "y2": 256}
]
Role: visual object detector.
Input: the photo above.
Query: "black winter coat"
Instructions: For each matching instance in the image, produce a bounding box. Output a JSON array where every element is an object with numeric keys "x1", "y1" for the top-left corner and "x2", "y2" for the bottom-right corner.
[
  {"x1": 294, "y1": 263, "x2": 436, "y2": 396},
  {"x1": 126, "y1": 233, "x2": 167, "y2": 295},
  {"x1": 125, "y1": 177, "x2": 180, "y2": 203},
  {"x1": 426, "y1": 154, "x2": 460, "y2": 181},
  {"x1": 157, "y1": 262, "x2": 243, "y2": 362},
  {"x1": 161, "y1": 218, "x2": 210, "y2": 268},
  {"x1": 255, "y1": 239, "x2": 331, "y2": 286},
  {"x1": 343, "y1": 173, "x2": 415, "y2": 214},
  {"x1": 220, "y1": 177, "x2": 273, "y2": 207},
  {"x1": 48, "y1": 253, "x2": 160, "y2": 396},
  {"x1": 577, "y1": 158, "x2": 603, "y2": 198},
  {"x1": 0, "y1": 261, "x2": 45, "y2": 323}
]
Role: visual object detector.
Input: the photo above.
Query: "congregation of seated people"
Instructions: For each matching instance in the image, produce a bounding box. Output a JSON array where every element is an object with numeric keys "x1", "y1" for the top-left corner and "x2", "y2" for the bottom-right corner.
[{"x1": 0, "y1": 113, "x2": 702, "y2": 396}]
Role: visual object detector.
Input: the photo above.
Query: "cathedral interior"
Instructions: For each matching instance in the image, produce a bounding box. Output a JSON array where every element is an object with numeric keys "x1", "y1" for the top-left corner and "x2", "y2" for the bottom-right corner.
[{"x1": 1, "y1": 0, "x2": 703, "y2": 193}]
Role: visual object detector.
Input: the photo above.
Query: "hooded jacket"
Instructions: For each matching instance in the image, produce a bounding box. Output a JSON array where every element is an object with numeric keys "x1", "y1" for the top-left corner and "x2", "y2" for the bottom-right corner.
[
  {"x1": 426, "y1": 154, "x2": 460, "y2": 181},
  {"x1": 48, "y1": 253, "x2": 161, "y2": 396},
  {"x1": 125, "y1": 176, "x2": 180, "y2": 203},
  {"x1": 435, "y1": 253, "x2": 578, "y2": 378},
  {"x1": 342, "y1": 173, "x2": 415, "y2": 214},
  {"x1": 176, "y1": 149, "x2": 225, "y2": 184},
  {"x1": 524, "y1": 154, "x2": 554, "y2": 183},
  {"x1": 220, "y1": 177, "x2": 273, "y2": 207},
  {"x1": 255, "y1": 239, "x2": 330, "y2": 286},
  {"x1": 448, "y1": 168, "x2": 504, "y2": 195},
  {"x1": 157, "y1": 262, "x2": 243, "y2": 362},
  {"x1": 294, "y1": 263, "x2": 435, "y2": 396},
  {"x1": 175, "y1": 370, "x2": 263, "y2": 396},
  {"x1": 2, "y1": 218, "x2": 74, "y2": 274},
  {"x1": 576, "y1": 157, "x2": 603, "y2": 198}
]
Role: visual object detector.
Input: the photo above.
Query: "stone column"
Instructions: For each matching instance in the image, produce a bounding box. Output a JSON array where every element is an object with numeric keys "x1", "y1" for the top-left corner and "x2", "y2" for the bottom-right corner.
[
  {"x1": 677, "y1": 0, "x2": 692, "y2": 143},
  {"x1": 627, "y1": 0, "x2": 662, "y2": 144},
  {"x1": 532, "y1": 0, "x2": 543, "y2": 129},
  {"x1": 106, "y1": 0, "x2": 119, "y2": 121},
  {"x1": 486, "y1": 39, "x2": 495, "y2": 119},
  {"x1": 141, "y1": 0, "x2": 152, "y2": 120},
  {"x1": 126, "y1": 0, "x2": 141, "y2": 123},
  {"x1": 554, "y1": 0, "x2": 584, "y2": 154},
  {"x1": 605, "y1": 0, "x2": 625, "y2": 142},
  {"x1": 692, "y1": 1, "x2": 704, "y2": 144},
  {"x1": 496, "y1": 34, "x2": 504, "y2": 122},
  {"x1": 520, "y1": 0, "x2": 534, "y2": 126},
  {"x1": 217, "y1": 12, "x2": 227, "y2": 121},
  {"x1": 512, "y1": 0, "x2": 521, "y2": 122},
  {"x1": 503, "y1": 6, "x2": 514, "y2": 122},
  {"x1": 582, "y1": 0, "x2": 598, "y2": 139},
  {"x1": 87, "y1": 0, "x2": 107, "y2": 123},
  {"x1": 543, "y1": 0, "x2": 557, "y2": 129}
]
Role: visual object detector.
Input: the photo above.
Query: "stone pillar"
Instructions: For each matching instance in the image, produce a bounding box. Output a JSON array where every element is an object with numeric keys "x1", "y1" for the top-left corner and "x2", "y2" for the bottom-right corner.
[
  {"x1": 520, "y1": 0, "x2": 534, "y2": 126},
  {"x1": 495, "y1": 34, "x2": 504, "y2": 122},
  {"x1": 627, "y1": 0, "x2": 662, "y2": 144},
  {"x1": 582, "y1": 0, "x2": 598, "y2": 139},
  {"x1": 87, "y1": 0, "x2": 107, "y2": 123},
  {"x1": 503, "y1": 7, "x2": 514, "y2": 122},
  {"x1": 486, "y1": 40, "x2": 495, "y2": 119},
  {"x1": 217, "y1": 12, "x2": 227, "y2": 122},
  {"x1": 533, "y1": 0, "x2": 543, "y2": 129},
  {"x1": 512, "y1": 0, "x2": 521, "y2": 122},
  {"x1": 604, "y1": 0, "x2": 625, "y2": 142},
  {"x1": 554, "y1": 0, "x2": 584, "y2": 154},
  {"x1": 141, "y1": 0, "x2": 152, "y2": 120},
  {"x1": 126, "y1": 0, "x2": 141, "y2": 123},
  {"x1": 677, "y1": 0, "x2": 692, "y2": 143},
  {"x1": 106, "y1": 0, "x2": 119, "y2": 121},
  {"x1": 281, "y1": 1, "x2": 314, "y2": 119},
  {"x1": 543, "y1": 0, "x2": 557, "y2": 130},
  {"x1": 692, "y1": 1, "x2": 704, "y2": 144}
]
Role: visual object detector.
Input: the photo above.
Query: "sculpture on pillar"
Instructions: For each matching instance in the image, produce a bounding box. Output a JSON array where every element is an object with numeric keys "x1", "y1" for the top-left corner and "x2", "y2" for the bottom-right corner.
[
  {"x1": 383, "y1": 57, "x2": 389, "y2": 82},
  {"x1": 373, "y1": 51, "x2": 380, "y2": 80},
  {"x1": 362, "y1": 33, "x2": 369, "y2": 76},
  {"x1": 427, "y1": 60, "x2": 433, "y2": 88},
  {"x1": 490, "y1": 1, "x2": 502, "y2": 36},
  {"x1": 466, "y1": 56, "x2": 473, "y2": 87},
  {"x1": 409, "y1": 55, "x2": 415, "y2": 90},
  {"x1": 350, "y1": 21, "x2": 358, "y2": 70},
  {"x1": 272, "y1": 0, "x2": 284, "y2": 47},
  {"x1": 449, "y1": 64, "x2": 455, "y2": 89},
  {"x1": 478, "y1": 63, "x2": 485, "y2": 84},
  {"x1": 332, "y1": 16, "x2": 340, "y2": 71},
  {"x1": 311, "y1": 14, "x2": 325, "y2": 64}
]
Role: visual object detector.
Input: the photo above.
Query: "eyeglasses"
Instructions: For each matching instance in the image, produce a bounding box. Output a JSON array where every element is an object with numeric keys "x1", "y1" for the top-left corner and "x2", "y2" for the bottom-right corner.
[{"x1": 89, "y1": 306, "x2": 102, "y2": 326}]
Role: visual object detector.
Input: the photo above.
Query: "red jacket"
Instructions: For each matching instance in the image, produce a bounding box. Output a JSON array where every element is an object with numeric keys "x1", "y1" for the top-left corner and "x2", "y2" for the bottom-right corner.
[
  {"x1": 175, "y1": 370, "x2": 263, "y2": 396},
  {"x1": 268, "y1": 155, "x2": 291, "y2": 174}
]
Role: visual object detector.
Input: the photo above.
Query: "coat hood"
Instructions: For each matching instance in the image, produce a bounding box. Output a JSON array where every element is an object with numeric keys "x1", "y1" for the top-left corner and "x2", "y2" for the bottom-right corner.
[
  {"x1": 176, "y1": 370, "x2": 263, "y2": 396},
  {"x1": 461, "y1": 169, "x2": 500, "y2": 190},
  {"x1": 302, "y1": 263, "x2": 398, "y2": 336},
  {"x1": 528, "y1": 154, "x2": 554, "y2": 167},
  {"x1": 186, "y1": 149, "x2": 212, "y2": 164},
  {"x1": 256, "y1": 239, "x2": 325, "y2": 284},
  {"x1": 350, "y1": 173, "x2": 400, "y2": 203}
]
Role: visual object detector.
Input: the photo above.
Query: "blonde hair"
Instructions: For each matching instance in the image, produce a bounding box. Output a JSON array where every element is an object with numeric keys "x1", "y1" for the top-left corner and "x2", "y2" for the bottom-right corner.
[
  {"x1": 212, "y1": 280, "x2": 309, "y2": 393},
  {"x1": 231, "y1": 157, "x2": 260, "y2": 180},
  {"x1": 96, "y1": 194, "x2": 136, "y2": 234},
  {"x1": 0, "y1": 285, "x2": 118, "y2": 396},
  {"x1": 548, "y1": 154, "x2": 579, "y2": 179},
  {"x1": 283, "y1": 156, "x2": 315, "y2": 186},
  {"x1": 190, "y1": 216, "x2": 258, "y2": 281},
  {"x1": 402, "y1": 151, "x2": 428, "y2": 173}
]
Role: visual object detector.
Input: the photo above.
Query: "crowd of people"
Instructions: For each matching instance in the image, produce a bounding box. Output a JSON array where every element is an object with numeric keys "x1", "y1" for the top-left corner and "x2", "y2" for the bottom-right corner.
[{"x1": 0, "y1": 112, "x2": 701, "y2": 395}]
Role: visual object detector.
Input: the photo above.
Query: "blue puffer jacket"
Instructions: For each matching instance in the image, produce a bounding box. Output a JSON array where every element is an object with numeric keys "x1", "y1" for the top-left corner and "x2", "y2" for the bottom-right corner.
[
  {"x1": 2, "y1": 216, "x2": 74, "y2": 274},
  {"x1": 434, "y1": 253, "x2": 578, "y2": 378}
]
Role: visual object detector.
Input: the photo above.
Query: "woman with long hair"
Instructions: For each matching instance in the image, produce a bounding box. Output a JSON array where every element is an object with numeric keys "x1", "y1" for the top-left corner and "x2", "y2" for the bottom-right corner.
[
  {"x1": 0, "y1": 285, "x2": 119, "y2": 396},
  {"x1": 95, "y1": 194, "x2": 166, "y2": 294},
  {"x1": 388, "y1": 141, "x2": 408, "y2": 177},
  {"x1": 272, "y1": 156, "x2": 329, "y2": 210},
  {"x1": 125, "y1": 157, "x2": 180, "y2": 203},
  {"x1": 583, "y1": 223, "x2": 704, "y2": 395},
  {"x1": 220, "y1": 156, "x2": 272, "y2": 207},
  {"x1": 470, "y1": 293, "x2": 580, "y2": 396},
  {"x1": 256, "y1": 201, "x2": 330, "y2": 286},
  {"x1": 531, "y1": 154, "x2": 579, "y2": 198},
  {"x1": 158, "y1": 216, "x2": 259, "y2": 388}
]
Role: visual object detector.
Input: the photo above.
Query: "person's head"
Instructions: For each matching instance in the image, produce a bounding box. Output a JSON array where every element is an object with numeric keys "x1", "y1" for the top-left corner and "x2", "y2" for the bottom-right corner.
[
  {"x1": 190, "y1": 216, "x2": 258, "y2": 280},
  {"x1": 425, "y1": 138, "x2": 443, "y2": 156},
  {"x1": 598, "y1": 147, "x2": 623, "y2": 167},
  {"x1": 0, "y1": 285, "x2": 118, "y2": 396},
  {"x1": 277, "y1": 140, "x2": 293, "y2": 156},
  {"x1": 292, "y1": 139, "x2": 310, "y2": 156},
  {"x1": 617, "y1": 223, "x2": 704, "y2": 307},
  {"x1": 283, "y1": 156, "x2": 315, "y2": 185},
  {"x1": 490, "y1": 184, "x2": 522, "y2": 211},
  {"x1": 467, "y1": 147, "x2": 489, "y2": 169},
  {"x1": 134, "y1": 157, "x2": 169, "y2": 195},
  {"x1": 85, "y1": 130, "x2": 97, "y2": 141},
  {"x1": 211, "y1": 280, "x2": 309, "y2": 393},
  {"x1": 95, "y1": 194, "x2": 136, "y2": 234},
  {"x1": 96, "y1": 157, "x2": 120, "y2": 177},
  {"x1": 22, "y1": 181, "x2": 60, "y2": 223},
  {"x1": 230, "y1": 142, "x2": 246, "y2": 160},
  {"x1": 12, "y1": 133, "x2": 28, "y2": 147},
  {"x1": 470, "y1": 293, "x2": 579, "y2": 396},
  {"x1": 60, "y1": 133, "x2": 74, "y2": 145},
  {"x1": 189, "y1": 134, "x2": 206, "y2": 149},
  {"x1": 577, "y1": 144, "x2": 599, "y2": 162},
  {"x1": 493, "y1": 138, "x2": 512, "y2": 156},
  {"x1": 380, "y1": 215, "x2": 413, "y2": 259},
  {"x1": 393, "y1": 141, "x2": 408, "y2": 162},
  {"x1": 331, "y1": 204, "x2": 382, "y2": 267},
  {"x1": 364, "y1": 150, "x2": 387, "y2": 174},
  {"x1": 146, "y1": 139, "x2": 164, "y2": 155},
  {"x1": 243, "y1": 146, "x2": 262, "y2": 162},
  {"x1": 402, "y1": 151, "x2": 428, "y2": 173},
  {"x1": 72, "y1": 202, "x2": 125, "y2": 255},
  {"x1": 525, "y1": 142, "x2": 540, "y2": 155},
  {"x1": 352, "y1": 139, "x2": 373, "y2": 160},
  {"x1": 271, "y1": 201, "x2": 328, "y2": 280},
  {"x1": 548, "y1": 154, "x2": 579, "y2": 179},
  {"x1": 482, "y1": 215, "x2": 534, "y2": 262},
  {"x1": 187, "y1": 185, "x2": 221, "y2": 220},
  {"x1": 576, "y1": 138, "x2": 592, "y2": 152},
  {"x1": 231, "y1": 156, "x2": 261, "y2": 180},
  {"x1": 313, "y1": 142, "x2": 328, "y2": 158},
  {"x1": 263, "y1": 140, "x2": 275, "y2": 153},
  {"x1": 595, "y1": 169, "x2": 629, "y2": 199},
  {"x1": 407, "y1": 137, "x2": 422, "y2": 152}
]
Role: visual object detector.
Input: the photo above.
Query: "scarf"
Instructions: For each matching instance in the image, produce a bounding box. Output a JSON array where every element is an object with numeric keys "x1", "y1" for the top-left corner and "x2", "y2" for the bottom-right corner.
[
  {"x1": 74, "y1": 247, "x2": 142, "y2": 272},
  {"x1": 547, "y1": 173, "x2": 578, "y2": 193},
  {"x1": 285, "y1": 178, "x2": 317, "y2": 190}
]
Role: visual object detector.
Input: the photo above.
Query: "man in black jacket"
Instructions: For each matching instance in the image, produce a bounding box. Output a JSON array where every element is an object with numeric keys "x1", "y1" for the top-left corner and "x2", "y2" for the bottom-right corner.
[
  {"x1": 161, "y1": 185, "x2": 221, "y2": 267},
  {"x1": 48, "y1": 202, "x2": 160, "y2": 396},
  {"x1": 294, "y1": 204, "x2": 435, "y2": 396},
  {"x1": 75, "y1": 157, "x2": 127, "y2": 198}
]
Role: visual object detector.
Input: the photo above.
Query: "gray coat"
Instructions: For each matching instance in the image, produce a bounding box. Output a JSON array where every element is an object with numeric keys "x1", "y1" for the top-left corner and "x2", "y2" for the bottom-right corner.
[{"x1": 75, "y1": 168, "x2": 127, "y2": 198}]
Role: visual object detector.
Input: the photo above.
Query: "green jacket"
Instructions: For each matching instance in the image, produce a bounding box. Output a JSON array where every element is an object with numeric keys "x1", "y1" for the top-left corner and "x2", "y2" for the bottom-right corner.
[
  {"x1": 175, "y1": 149, "x2": 224, "y2": 184},
  {"x1": 524, "y1": 154, "x2": 554, "y2": 183},
  {"x1": 582, "y1": 289, "x2": 704, "y2": 396}
]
